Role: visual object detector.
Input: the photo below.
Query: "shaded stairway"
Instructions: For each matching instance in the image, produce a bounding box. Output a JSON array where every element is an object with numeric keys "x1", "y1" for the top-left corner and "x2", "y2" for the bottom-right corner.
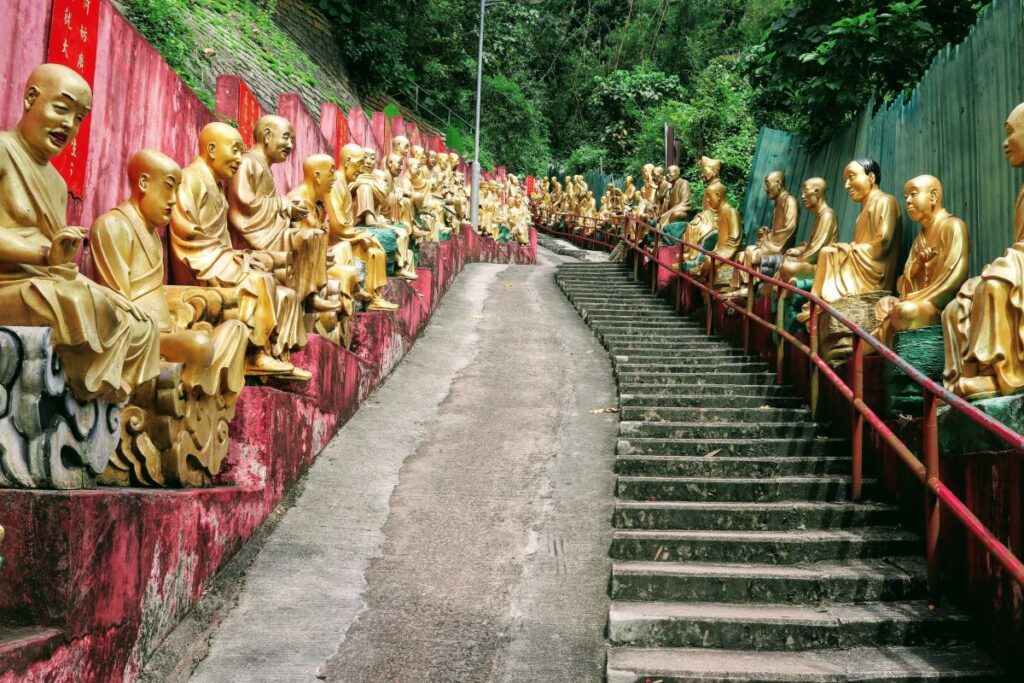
[{"x1": 554, "y1": 261, "x2": 1003, "y2": 682}]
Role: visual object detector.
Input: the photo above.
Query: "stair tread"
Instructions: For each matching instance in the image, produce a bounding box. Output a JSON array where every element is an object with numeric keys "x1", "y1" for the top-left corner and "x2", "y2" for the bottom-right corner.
[
  {"x1": 614, "y1": 528, "x2": 918, "y2": 542},
  {"x1": 606, "y1": 645, "x2": 1003, "y2": 680},
  {"x1": 617, "y1": 475, "x2": 869, "y2": 485},
  {"x1": 615, "y1": 499, "x2": 889, "y2": 511},
  {"x1": 621, "y1": 420, "x2": 821, "y2": 428},
  {"x1": 609, "y1": 599, "x2": 969, "y2": 625},
  {"x1": 612, "y1": 557, "x2": 926, "y2": 581}
]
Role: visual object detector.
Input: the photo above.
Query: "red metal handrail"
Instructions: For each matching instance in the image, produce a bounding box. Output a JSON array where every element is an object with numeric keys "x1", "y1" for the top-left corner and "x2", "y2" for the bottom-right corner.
[{"x1": 535, "y1": 208, "x2": 1024, "y2": 596}]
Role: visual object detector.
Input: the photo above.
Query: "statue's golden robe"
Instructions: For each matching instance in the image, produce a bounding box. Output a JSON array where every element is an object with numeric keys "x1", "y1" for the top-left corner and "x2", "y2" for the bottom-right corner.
[
  {"x1": 811, "y1": 191, "x2": 902, "y2": 302},
  {"x1": 0, "y1": 132, "x2": 159, "y2": 403},
  {"x1": 943, "y1": 186, "x2": 1024, "y2": 394},
  {"x1": 171, "y1": 160, "x2": 304, "y2": 355},
  {"x1": 91, "y1": 202, "x2": 249, "y2": 396},
  {"x1": 228, "y1": 151, "x2": 328, "y2": 301}
]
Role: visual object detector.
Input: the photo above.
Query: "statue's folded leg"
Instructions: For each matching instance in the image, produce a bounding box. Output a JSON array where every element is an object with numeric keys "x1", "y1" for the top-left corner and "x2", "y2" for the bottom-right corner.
[{"x1": 962, "y1": 277, "x2": 1024, "y2": 395}]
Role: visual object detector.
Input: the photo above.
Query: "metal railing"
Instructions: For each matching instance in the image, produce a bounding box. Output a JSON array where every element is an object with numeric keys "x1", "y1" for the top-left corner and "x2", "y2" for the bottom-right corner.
[{"x1": 533, "y1": 206, "x2": 1024, "y2": 600}]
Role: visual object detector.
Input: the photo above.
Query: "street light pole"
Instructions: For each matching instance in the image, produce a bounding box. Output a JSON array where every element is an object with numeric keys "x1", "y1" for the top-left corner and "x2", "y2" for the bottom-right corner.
[{"x1": 470, "y1": 0, "x2": 486, "y2": 234}]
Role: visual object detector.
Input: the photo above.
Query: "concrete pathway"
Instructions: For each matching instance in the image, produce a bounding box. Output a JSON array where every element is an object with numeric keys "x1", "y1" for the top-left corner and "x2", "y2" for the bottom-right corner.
[{"x1": 187, "y1": 249, "x2": 618, "y2": 682}]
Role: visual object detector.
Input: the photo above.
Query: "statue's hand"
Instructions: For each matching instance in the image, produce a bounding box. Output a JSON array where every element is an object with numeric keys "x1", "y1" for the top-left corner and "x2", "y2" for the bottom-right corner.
[
  {"x1": 250, "y1": 251, "x2": 274, "y2": 271},
  {"x1": 290, "y1": 200, "x2": 309, "y2": 221},
  {"x1": 48, "y1": 227, "x2": 84, "y2": 265},
  {"x1": 920, "y1": 246, "x2": 939, "y2": 262}
]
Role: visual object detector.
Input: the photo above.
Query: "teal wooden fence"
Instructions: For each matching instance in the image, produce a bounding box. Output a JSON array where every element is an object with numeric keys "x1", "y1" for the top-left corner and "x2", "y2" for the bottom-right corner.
[{"x1": 741, "y1": 0, "x2": 1024, "y2": 275}]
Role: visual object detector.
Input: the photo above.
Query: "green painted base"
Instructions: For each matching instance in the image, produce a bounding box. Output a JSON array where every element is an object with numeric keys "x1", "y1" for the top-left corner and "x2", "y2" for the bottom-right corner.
[
  {"x1": 883, "y1": 326, "x2": 945, "y2": 418},
  {"x1": 365, "y1": 227, "x2": 399, "y2": 274},
  {"x1": 661, "y1": 221, "x2": 687, "y2": 247},
  {"x1": 938, "y1": 393, "x2": 1024, "y2": 456}
]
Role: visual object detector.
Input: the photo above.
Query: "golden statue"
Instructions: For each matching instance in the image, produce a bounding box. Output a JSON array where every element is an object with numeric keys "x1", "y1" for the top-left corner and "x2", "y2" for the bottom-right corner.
[
  {"x1": 729, "y1": 171, "x2": 799, "y2": 293},
  {"x1": 171, "y1": 122, "x2": 309, "y2": 380},
  {"x1": 692, "y1": 181, "x2": 742, "y2": 286},
  {"x1": 227, "y1": 115, "x2": 338, "y2": 314},
  {"x1": 392, "y1": 135, "x2": 411, "y2": 161},
  {"x1": 657, "y1": 165, "x2": 691, "y2": 227},
  {"x1": 622, "y1": 175, "x2": 637, "y2": 209},
  {"x1": 681, "y1": 157, "x2": 722, "y2": 268},
  {"x1": 548, "y1": 176, "x2": 563, "y2": 212},
  {"x1": 943, "y1": 102, "x2": 1024, "y2": 399},
  {"x1": 385, "y1": 152, "x2": 417, "y2": 230},
  {"x1": 508, "y1": 192, "x2": 531, "y2": 245},
  {"x1": 778, "y1": 178, "x2": 838, "y2": 285},
  {"x1": 325, "y1": 144, "x2": 398, "y2": 313},
  {"x1": 408, "y1": 157, "x2": 448, "y2": 241},
  {"x1": 870, "y1": 175, "x2": 969, "y2": 348},
  {"x1": 91, "y1": 150, "x2": 250, "y2": 486},
  {"x1": 352, "y1": 146, "x2": 418, "y2": 280},
  {"x1": 0, "y1": 63, "x2": 160, "y2": 403},
  {"x1": 801, "y1": 158, "x2": 902, "y2": 316}
]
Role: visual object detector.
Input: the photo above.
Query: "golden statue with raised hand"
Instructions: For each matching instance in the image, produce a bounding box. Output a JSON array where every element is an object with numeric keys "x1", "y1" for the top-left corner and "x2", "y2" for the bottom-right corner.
[
  {"x1": 943, "y1": 102, "x2": 1024, "y2": 399},
  {"x1": 622, "y1": 175, "x2": 637, "y2": 209},
  {"x1": 730, "y1": 171, "x2": 799, "y2": 294},
  {"x1": 385, "y1": 152, "x2": 418, "y2": 231},
  {"x1": 0, "y1": 63, "x2": 160, "y2": 403},
  {"x1": 91, "y1": 150, "x2": 251, "y2": 486},
  {"x1": 408, "y1": 157, "x2": 448, "y2": 241},
  {"x1": 680, "y1": 157, "x2": 722, "y2": 269},
  {"x1": 657, "y1": 165, "x2": 691, "y2": 227},
  {"x1": 778, "y1": 178, "x2": 838, "y2": 285},
  {"x1": 871, "y1": 175, "x2": 969, "y2": 348},
  {"x1": 799, "y1": 158, "x2": 902, "y2": 321},
  {"x1": 352, "y1": 146, "x2": 418, "y2": 280},
  {"x1": 326, "y1": 144, "x2": 398, "y2": 313},
  {"x1": 693, "y1": 181, "x2": 742, "y2": 287},
  {"x1": 171, "y1": 122, "x2": 309, "y2": 380},
  {"x1": 228, "y1": 114, "x2": 338, "y2": 314}
]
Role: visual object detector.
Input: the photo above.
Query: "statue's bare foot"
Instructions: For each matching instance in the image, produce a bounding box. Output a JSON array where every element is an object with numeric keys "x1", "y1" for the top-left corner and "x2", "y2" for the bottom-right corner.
[
  {"x1": 953, "y1": 375, "x2": 999, "y2": 400},
  {"x1": 398, "y1": 267, "x2": 419, "y2": 281},
  {"x1": 246, "y1": 352, "x2": 295, "y2": 376},
  {"x1": 281, "y1": 366, "x2": 313, "y2": 382},
  {"x1": 368, "y1": 296, "x2": 399, "y2": 312}
]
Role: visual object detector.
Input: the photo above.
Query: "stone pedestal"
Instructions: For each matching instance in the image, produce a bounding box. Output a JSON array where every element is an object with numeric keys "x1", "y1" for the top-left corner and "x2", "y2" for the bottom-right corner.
[
  {"x1": 883, "y1": 326, "x2": 945, "y2": 418},
  {"x1": 0, "y1": 327, "x2": 120, "y2": 490}
]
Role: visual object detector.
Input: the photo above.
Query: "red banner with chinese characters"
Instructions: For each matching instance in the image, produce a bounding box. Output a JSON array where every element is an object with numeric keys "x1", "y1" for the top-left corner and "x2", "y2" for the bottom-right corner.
[
  {"x1": 334, "y1": 109, "x2": 350, "y2": 166},
  {"x1": 46, "y1": 0, "x2": 101, "y2": 196},
  {"x1": 237, "y1": 80, "x2": 261, "y2": 146},
  {"x1": 526, "y1": 176, "x2": 535, "y2": 196}
]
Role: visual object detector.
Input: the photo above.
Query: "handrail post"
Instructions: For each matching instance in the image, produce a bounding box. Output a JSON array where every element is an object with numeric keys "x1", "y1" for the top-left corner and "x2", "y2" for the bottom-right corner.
[
  {"x1": 775, "y1": 288, "x2": 787, "y2": 384},
  {"x1": 631, "y1": 219, "x2": 640, "y2": 282},
  {"x1": 851, "y1": 337, "x2": 864, "y2": 502},
  {"x1": 743, "y1": 278, "x2": 755, "y2": 356},
  {"x1": 809, "y1": 303, "x2": 819, "y2": 420},
  {"x1": 705, "y1": 258, "x2": 715, "y2": 338},
  {"x1": 923, "y1": 390, "x2": 941, "y2": 605},
  {"x1": 651, "y1": 232, "x2": 661, "y2": 295}
]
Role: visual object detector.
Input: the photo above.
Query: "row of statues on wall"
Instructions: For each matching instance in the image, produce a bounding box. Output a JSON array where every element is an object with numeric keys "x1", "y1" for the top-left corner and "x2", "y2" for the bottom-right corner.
[
  {"x1": 532, "y1": 99, "x2": 1024, "y2": 405},
  {"x1": 0, "y1": 63, "x2": 520, "y2": 490}
]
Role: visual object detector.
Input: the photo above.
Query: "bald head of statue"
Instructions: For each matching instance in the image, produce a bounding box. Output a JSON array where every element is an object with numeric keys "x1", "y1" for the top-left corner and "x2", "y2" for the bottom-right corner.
[
  {"x1": 198, "y1": 122, "x2": 245, "y2": 182},
  {"x1": 254, "y1": 115, "x2": 295, "y2": 164},
  {"x1": 127, "y1": 149, "x2": 182, "y2": 228},
  {"x1": 18, "y1": 63, "x2": 93, "y2": 162},
  {"x1": 340, "y1": 143, "x2": 365, "y2": 182},
  {"x1": 765, "y1": 171, "x2": 786, "y2": 200}
]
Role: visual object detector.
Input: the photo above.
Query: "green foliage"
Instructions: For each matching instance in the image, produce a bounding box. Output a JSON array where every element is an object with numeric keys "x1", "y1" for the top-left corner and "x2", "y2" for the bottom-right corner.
[
  {"x1": 121, "y1": 0, "x2": 215, "y2": 108},
  {"x1": 479, "y1": 75, "x2": 551, "y2": 176},
  {"x1": 565, "y1": 144, "x2": 609, "y2": 175},
  {"x1": 747, "y1": 0, "x2": 989, "y2": 145}
]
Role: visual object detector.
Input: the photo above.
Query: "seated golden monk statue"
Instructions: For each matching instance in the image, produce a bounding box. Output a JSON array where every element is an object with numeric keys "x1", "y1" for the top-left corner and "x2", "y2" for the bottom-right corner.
[
  {"x1": 0, "y1": 63, "x2": 160, "y2": 404},
  {"x1": 392, "y1": 135, "x2": 411, "y2": 161},
  {"x1": 680, "y1": 157, "x2": 723, "y2": 271},
  {"x1": 692, "y1": 181, "x2": 742, "y2": 288},
  {"x1": 407, "y1": 157, "x2": 448, "y2": 242},
  {"x1": 91, "y1": 150, "x2": 250, "y2": 486},
  {"x1": 622, "y1": 175, "x2": 637, "y2": 210},
  {"x1": 287, "y1": 153, "x2": 366, "y2": 346},
  {"x1": 171, "y1": 122, "x2": 309, "y2": 381},
  {"x1": 326, "y1": 144, "x2": 398, "y2": 313},
  {"x1": 871, "y1": 175, "x2": 969, "y2": 348},
  {"x1": 351, "y1": 146, "x2": 418, "y2": 280},
  {"x1": 657, "y1": 165, "x2": 691, "y2": 228},
  {"x1": 943, "y1": 102, "x2": 1024, "y2": 399},
  {"x1": 778, "y1": 177, "x2": 838, "y2": 285},
  {"x1": 799, "y1": 157, "x2": 902, "y2": 322},
  {"x1": 729, "y1": 171, "x2": 799, "y2": 294},
  {"x1": 227, "y1": 115, "x2": 338, "y2": 315}
]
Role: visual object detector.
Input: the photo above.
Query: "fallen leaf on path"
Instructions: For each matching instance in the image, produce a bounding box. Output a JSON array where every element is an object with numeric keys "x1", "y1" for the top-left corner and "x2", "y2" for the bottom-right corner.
[
  {"x1": 471, "y1": 314, "x2": 485, "y2": 319},
  {"x1": 590, "y1": 407, "x2": 619, "y2": 414},
  {"x1": 504, "y1": 282, "x2": 514, "y2": 288},
  {"x1": 704, "y1": 448, "x2": 722, "y2": 458}
]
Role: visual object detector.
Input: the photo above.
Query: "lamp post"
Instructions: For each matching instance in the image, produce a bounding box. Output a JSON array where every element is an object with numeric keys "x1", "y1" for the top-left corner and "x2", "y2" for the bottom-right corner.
[{"x1": 470, "y1": 0, "x2": 542, "y2": 235}]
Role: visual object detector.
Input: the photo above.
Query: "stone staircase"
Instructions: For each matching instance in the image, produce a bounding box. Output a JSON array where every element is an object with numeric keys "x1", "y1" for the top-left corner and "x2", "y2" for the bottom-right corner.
[{"x1": 554, "y1": 262, "x2": 1004, "y2": 683}]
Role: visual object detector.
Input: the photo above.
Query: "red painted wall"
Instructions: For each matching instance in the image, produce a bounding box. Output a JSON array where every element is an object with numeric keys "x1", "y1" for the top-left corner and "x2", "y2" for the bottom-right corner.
[{"x1": 0, "y1": 0, "x2": 50, "y2": 131}]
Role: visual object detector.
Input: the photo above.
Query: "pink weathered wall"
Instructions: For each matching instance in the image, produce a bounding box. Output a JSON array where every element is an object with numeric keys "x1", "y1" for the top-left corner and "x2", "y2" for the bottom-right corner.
[
  {"x1": 0, "y1": 0, "x2": 50, "y2": 129},
  {"x1": 78, "y1": 1, "x2": 214, "y2": 226},
  {"x1": 346, "y1": 108, "x2": 373, "y2": 150},
  {"x1": 406, "y1": 122, "x2": 422, "y2": 148},
  {"x1": 275, "y1": 93, "x2": 331, "y2": 192}
]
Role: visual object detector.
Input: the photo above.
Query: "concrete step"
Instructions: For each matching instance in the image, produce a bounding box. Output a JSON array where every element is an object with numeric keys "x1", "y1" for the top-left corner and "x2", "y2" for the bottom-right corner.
[
  {"x1": 610, "y1": 557, "x2": 927, "y2": 603},
  {"x1": 620, "y1": 393, "x2": 806, "y2": 409},
  {"x1": 618, "y1": 421, "x2": 823, "y2": 440},
  {"x1": 616, "y1": 437, "x2": 845, "y2": 457},
  {"x1": 616, "y1": 475, "x2": 869, "y2": 503},
  {"x1": 607, "y1": 599, "x2": 972, "y2": 650},
  {"x1": 606, "y1": 645, "x2": 1004, "y2": 682},
  {"x1": 585, "y1": 313, "x2": 688, "y2": 323},
  {"x1": 607, "y1": 345, "x2": 738, "y2": 357},
  {"x1": 616, "y1": 361, "x2": 770, "y2": 374},
  {"x1": 617, "y1": 370, "x2": 778, "y2": 385},
  {"x1": 619, "y1": 405, "x2": 810, "y2": 423},
  {"x1": 613, "y1": 500, "x2": 896, "y2": 531},
  {"x1": 617, "y1": 381, "x2": 795, "y2": 397},
  {"x1": 614, "y1": 455, "x2": 849, "y2": 478},
  {"x1": 610, "y1": 528, "x2": 919, "y2": 564},
  {"x1": 592, "y1": 323, "x2": 707, "y2": 334},
  {"x1": 612, "y1": 352, "x2": 754, "y2": 364}
]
